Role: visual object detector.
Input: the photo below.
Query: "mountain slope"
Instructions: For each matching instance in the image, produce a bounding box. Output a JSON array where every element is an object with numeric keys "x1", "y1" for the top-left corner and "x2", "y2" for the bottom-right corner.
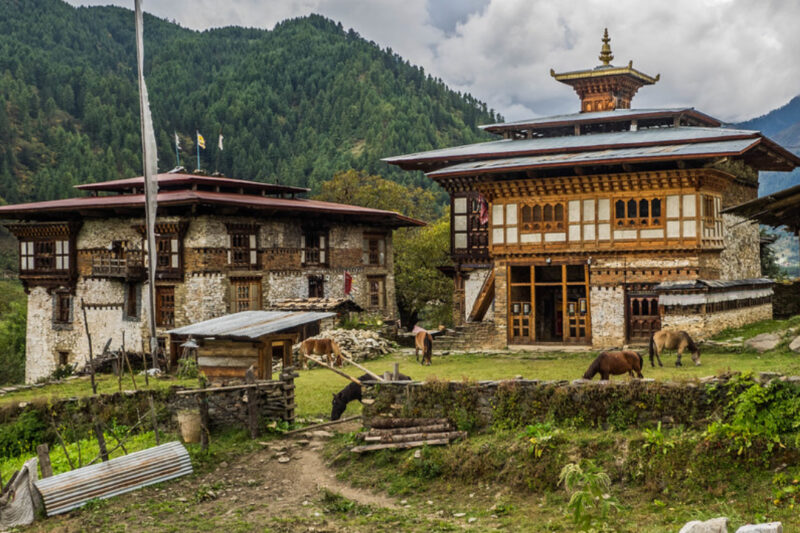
[
  {"x1": 0, "y1": 0, "x2": 500, "y2": 204},
  {"x1": 735, "y1": 95, "x2": 800, "y2": 196}
]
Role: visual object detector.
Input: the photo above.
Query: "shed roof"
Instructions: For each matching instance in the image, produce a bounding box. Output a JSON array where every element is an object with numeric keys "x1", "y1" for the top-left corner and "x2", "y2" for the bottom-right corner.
[
  {"x1": 167, "y1": 311, "x2": 336, "y2": 341},
  {"x1": 654, "y1": 278, "x2": 773, "y2": 291},
  {"x1": 721, "y1": 182, "x2": 800, "y2": 231}
]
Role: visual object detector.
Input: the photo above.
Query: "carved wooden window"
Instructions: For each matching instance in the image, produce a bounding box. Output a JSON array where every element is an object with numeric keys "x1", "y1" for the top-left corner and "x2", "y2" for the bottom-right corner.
[
  {"x1": 301, "y1": 231, "x2": 327, "y2": 266},
  {"x1": 231, "y1": 279, "x2": 261, "y2": 311},
  {"x1": 362, "y1": 233, "x2": 386, "y2": 266},
  {"x1": 452, "y1": 193, "x2": 489, "y2": 257},
  {"x1": 308, "y1": 275, "x2": 324, "y2": 298},
  {"x1": 228, "y1": 233, "x2": 258, "y2": 268},
  {"x1": 20, "y1": 239, "x2": 70, "y2": 273},
  {"x1": 367, "y1": 276, "x2": 386, "y2": 309},
  {"x1": 518, "y1": 202, "x2": 565, "y2": 232},
  {"x1": 53, "y1": 292, "x2": 73, "y2": 324},
  {"x1": 156, "y1": 235, "x2": 180, "y2": 271},
  {"x1": 155, "y1": 286, "x2": 175, "y2": 327},
  {"x1": 614, "y1": 198, "x2": 664, "y2": 227}
]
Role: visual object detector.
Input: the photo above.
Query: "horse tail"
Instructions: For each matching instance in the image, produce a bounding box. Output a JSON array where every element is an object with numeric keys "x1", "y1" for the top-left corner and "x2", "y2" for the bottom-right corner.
[
  {"x1": 424, "y1": 333, "x2": 433, "y2": 361},
  {"x1": 649, "y1": 334, "x2": 656, "y2": 367},
  {"x1": 583, "y1": 356, "x2": 600, "y2": 379},
  {"x1": 636, "y1": 350, "x2": 643, "y2": 370}
]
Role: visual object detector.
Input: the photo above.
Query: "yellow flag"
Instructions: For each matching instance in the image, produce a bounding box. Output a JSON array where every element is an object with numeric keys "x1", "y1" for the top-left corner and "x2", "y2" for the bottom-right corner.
[{"x1": 197, "y1": 132, "x2": 206, "y2": 149}]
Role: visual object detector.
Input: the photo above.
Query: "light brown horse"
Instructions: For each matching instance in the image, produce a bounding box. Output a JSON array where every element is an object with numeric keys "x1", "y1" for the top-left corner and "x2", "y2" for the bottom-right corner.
[
  {"x1": 583, "y1": 350, "x2": 644, "y2": 381},
  {"x1": 649, "y1": 330, "x2": 700, "y2": 367},
  {"x1": 414, "y1": 331, "x2": 433, "y2": 366},
  {"x1": 300, "y1": 338, "x2": 343, "y2": 369}
]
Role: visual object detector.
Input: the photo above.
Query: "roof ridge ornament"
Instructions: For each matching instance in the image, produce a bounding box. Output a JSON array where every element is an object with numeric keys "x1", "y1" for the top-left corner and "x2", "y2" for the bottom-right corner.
[{"x1": 599, "y1": 28, "x2": 613, "y2": 66}]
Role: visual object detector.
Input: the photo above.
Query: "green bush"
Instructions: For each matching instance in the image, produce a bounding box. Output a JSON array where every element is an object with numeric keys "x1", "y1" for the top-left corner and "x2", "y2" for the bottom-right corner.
[{"x1": 0, "y1": 409, "x2": 47, "y2": 457}]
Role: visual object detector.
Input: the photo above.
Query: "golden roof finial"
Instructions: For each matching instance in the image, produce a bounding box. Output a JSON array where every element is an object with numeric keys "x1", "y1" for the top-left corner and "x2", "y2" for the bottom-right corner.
[{"x1": 599, "y1": 28, "x2": 613, "y2": 66}]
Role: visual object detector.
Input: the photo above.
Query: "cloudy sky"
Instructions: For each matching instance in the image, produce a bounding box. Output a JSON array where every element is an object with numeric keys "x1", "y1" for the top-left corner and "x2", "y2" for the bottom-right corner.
[{"x1": 67, "y1": 0, "x2": 800, "y2": 123}]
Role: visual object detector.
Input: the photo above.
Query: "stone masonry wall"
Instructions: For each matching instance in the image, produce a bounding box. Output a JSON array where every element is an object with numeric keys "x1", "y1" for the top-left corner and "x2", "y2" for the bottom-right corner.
[
  {"x1": 661, "y1": 303, "x2": 772, "y2": 340},
  {"x1": 719, "y1": 214, "x2": 761, "y2": 281},
  {"x1": 589, "y1": 285, "x2": 625, "y2": 348}
]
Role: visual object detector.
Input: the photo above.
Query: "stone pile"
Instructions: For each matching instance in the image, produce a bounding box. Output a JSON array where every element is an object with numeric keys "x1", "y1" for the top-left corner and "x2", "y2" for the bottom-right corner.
[
  {"x1": 679, "y1": 517, "x2": 782, "y2": 532},
  {"x1": 296, "y1": 328, "x2": 393, "y2": 362}
]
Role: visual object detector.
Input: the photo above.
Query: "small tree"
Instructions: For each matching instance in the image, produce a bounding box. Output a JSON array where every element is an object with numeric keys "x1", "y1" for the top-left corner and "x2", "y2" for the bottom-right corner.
[{"x1": 559, "y1": 459, "x2": 621, "y2": 532}]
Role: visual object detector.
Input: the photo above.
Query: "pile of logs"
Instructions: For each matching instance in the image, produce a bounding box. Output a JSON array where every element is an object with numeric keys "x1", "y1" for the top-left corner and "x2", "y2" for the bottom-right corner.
[
  {"x1": 295, "y1": 329, "x2": 393, "y2": 362},
  {"x1": 351, "y1": 417, "x2": 466, "y2": 453}
]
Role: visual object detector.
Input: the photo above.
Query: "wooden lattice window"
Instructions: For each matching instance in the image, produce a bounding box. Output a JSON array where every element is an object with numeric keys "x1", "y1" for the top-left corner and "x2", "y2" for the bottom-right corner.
[
  {"x1": 614, "y1": 198, "x2": 663, "y2": 227},
  {"x1": 155, "y1": 286, "x2": 175, "y2": 327},
  {"x1": 367, "y1": 276, "x2": 386, "y2": 309},
  {"x1": 519, "y1": 202, "x2": 565, "y2": 232},
  {"x1": 20, "y1": 239, "x2": 71, "y2": 272},
  {"x1": 231, "y1": 279, "x2": 262, "y2": 311},
  {"x1": 362, "y1": 234, "x2": 386, "y2": 266},
  {"x1": 156, "y1": 235, "x2": 180, "y2": 270},
  {"x1": 228, "y1": 232, "x2": 258, "y2": 268},
  {"x1": 308, "y1": 275, "x2": 324, "y2": 298},
  {"x1": 53, "y1": 292, "x2": 73, "y2": 324},
  {"x1": 301, "y1": 231, "x2": 327, "y2": 266}
]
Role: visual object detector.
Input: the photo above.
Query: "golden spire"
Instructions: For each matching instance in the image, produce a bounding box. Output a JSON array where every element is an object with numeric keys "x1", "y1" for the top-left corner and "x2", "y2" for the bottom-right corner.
[{"x1": 598, "y1": 28, "x2": 613, "y2": 66}]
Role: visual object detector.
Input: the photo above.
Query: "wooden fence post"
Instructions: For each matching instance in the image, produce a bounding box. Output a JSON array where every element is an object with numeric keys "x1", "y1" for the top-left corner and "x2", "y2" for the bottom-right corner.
[
  {"x1": 280, "y1": 366, "x2": 298, "y2": 425},
  {"x1": 197, "y1": 391, "x2": 210, "y2": 451},
  {"x1": 37, "y1": 444, "x2": 53, "y2": 478},
  {"x1": 94, "y1": 423, "x2": 109, "y2": 462},
  {"x1": 148, "y1": 394, "x2": 160, "y2": 446},
  {"x1": 245, "y1": 368, "x2": 259, "y2": 438},
  {"x1": 80, "y1": 298, "x2": 97, "y2": 395}
]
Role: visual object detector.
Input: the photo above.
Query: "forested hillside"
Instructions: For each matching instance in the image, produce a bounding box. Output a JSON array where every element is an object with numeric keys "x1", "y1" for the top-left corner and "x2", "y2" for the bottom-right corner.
[
  {"x1": 735, "y1": 95, "x2": 800, "y2": 196},
  {"x1": 0, "y1": 0, "x2": 500, "y2": 204}
]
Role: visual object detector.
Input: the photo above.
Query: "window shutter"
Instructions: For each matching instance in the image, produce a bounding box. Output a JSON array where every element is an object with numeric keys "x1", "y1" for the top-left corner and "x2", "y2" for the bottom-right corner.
[
  {"x1": 300, "y1": 235, "x2": 306, "y2": 264},
  {"x1": 362, "y1": 238, "x2": 369, "y2": 264},
  {"x1": 226, "y1": 234, "x2": 232, "y2": 264},
  {"x1": 379, "y1": 239, "x2": 385, "y2": 265},
  {"x1": 68, "y1": 295, "x2": 74, "y2": 323},
  {"x1": 319, "y1": 235, "x2": 326, "y2": 264},
  {"x1": 55, "y1": 241, "x2": 62, "y2": 270},
  {"x1": 249, "y1": 234, "x2": 257, "y2": 265},
  {"x1": 63, "y1": 241, "x2": 70, "y2": 270},
  {"x1": 171, "y1": 238, "x2": 179, "y2": 268}
]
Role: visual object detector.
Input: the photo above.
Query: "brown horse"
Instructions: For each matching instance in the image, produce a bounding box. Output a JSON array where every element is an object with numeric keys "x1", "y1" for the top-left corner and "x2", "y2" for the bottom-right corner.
[
  {"x1": 414, "y1": 331, "x2": 433, "y2": 365},
  {"x1": 649, "y1": 330, "x2": 700, "y2": 367},
  {"x1": 583, "y1": 350, "x2": 644, "y2": 380},
  {"x1": 300, "y1": 338, "x2": 343, "y2": 369}
]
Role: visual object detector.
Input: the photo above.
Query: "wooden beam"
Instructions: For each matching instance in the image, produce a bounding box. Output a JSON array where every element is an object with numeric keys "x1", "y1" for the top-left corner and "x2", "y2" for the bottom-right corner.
[
  {"x1": 337, "y1": 353, "x2": 384, "y2": 382},
  {"x1": 300, "y1": 353, "x2": 362, "y2": 385},
  {"x1": 282, "y1": 415, "x2": 362, "y2": 435}
]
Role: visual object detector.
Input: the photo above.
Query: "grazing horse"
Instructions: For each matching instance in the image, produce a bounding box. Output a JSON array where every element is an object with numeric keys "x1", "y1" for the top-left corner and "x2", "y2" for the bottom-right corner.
[
  {"x1": 649, "y1": 330, "x2": 700, "y2": 367},
  {"x1": 582, "y1": 350, "x2": 644, "y2": 381},
  {"x1": 300, "y1": 338, "x2": 344, "y2": 370},
  {"x1": 414, "y1": 331, "x2": 433, "y2": 365},
  {"x1": 331, "y1": 372, "x2": 411, "y2": 420}
]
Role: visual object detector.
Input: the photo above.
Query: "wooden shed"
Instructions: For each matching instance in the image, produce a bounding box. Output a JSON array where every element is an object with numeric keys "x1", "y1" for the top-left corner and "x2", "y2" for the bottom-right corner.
[{"x1": 168, "y1": 311, "x2": 335, "y2": 380}]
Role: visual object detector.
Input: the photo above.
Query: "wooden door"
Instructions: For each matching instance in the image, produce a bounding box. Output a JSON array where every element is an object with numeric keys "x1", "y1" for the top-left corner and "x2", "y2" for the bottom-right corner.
[{"x1": 626, "y1": 287, "x2": 660, "y2": 343}]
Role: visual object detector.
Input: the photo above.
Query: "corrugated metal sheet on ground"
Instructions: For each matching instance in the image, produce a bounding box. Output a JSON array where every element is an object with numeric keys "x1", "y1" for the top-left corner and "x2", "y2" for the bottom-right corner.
[
  {"x1": 425, "y1": 138, "x2": 759, "y2": 177},
  {"x1": 168, "y1": 310, "x2": 336, "y2": 340},
  {"x1": 35, "y1": 441, "x2": 193, "y2": 516}
]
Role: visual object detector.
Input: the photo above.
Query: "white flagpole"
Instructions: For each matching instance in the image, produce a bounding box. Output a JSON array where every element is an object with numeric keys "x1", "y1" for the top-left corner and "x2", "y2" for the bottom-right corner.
[{"x1": 135, "y1": 0, "x2": 160, "y2": 371}]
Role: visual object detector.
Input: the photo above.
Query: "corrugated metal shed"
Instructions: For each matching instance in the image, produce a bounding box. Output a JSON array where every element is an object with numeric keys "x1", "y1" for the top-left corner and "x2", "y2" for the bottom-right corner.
[
  {"x1": 426, "y1": 139, "x2": 759, "y2": 178},
  {"x1": 35, "y1": 441, "x2": 193, "y2": 516},
  {"x1": 168, "y1": 311, "x2": 336, "y2": 340}
]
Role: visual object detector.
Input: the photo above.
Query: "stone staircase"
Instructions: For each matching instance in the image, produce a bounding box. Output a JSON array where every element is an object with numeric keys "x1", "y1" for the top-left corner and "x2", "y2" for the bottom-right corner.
[{"x1": 433, "y1": 321, "x2": 498, "y2": 352}]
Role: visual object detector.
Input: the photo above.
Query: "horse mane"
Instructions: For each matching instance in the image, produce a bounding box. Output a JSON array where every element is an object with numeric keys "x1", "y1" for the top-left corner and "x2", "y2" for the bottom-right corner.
[
  {"x1": 682, "y1": 331, "x2": 699, "y2": 353},
  {"x1": 583, "y1": 354, "x2": 601, "y2": 379}
]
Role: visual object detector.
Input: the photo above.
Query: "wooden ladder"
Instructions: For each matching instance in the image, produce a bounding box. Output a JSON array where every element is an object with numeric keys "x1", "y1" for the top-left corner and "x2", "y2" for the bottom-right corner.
[{"x1": 468, "y1": 269, "x2": 495, "y2": 322}]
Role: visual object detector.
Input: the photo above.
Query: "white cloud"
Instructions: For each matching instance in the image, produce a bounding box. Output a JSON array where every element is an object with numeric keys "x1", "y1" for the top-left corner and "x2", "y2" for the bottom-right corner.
[{"x1": 66, "y1": 0, "x2": 800, "y2": 123}]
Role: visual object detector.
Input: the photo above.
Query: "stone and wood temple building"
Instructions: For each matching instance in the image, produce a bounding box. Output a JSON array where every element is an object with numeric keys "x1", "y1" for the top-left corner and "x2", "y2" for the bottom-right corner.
[
  {"x1": 385, "y1": 30, "x2": 800, "y2": 348},
  {"x1": 0, "y1": 173, "x2": 421, "y2": 382}
]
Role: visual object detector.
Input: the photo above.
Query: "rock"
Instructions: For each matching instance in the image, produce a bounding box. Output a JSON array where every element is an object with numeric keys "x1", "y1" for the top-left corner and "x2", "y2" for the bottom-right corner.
[
  {"x1": 735, "y1": 523, "x2": 782, "y2": 533},
  {"x1": 468, "y1": 517, "x2": 477, "y2": 523},
  {"x1": 679, "y1": 517, "x2": 729, "y2": 533},
  {"x1": 745, "y1": 333, "x2": 781, "y2": 353},
  {"x1": 453, "y1": 512, "x2": 466, "y2": 517},
  {"x1": 789, "y1": 336, "x2": 800, "y2": 353},
  {"x1": 758, "y1": 372, "x2": 782, "y2": 384},
  {"x1": 310, "y1": 430, "x2": 334, "y2": 439},
  {"x1": 277, "y1": 456, "x2": 291, "y2": 463}
]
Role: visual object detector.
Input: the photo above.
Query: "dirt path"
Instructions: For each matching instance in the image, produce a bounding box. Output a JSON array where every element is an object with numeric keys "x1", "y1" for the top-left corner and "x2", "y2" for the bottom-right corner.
[{"x1": 29, "y1": 430, "x2": 399, "y2": 532}]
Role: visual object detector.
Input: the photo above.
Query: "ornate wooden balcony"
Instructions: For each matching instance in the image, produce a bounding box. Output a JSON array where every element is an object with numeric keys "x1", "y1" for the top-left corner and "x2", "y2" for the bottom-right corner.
[{"x1": 91, "y1": 251, "x2": 146, "y2": 280}]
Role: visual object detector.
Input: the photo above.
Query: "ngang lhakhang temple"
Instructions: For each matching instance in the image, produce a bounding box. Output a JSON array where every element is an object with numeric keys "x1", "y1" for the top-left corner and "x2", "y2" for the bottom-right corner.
[{"x1": 385, "y1": 30, "x2": 800, "y2": 348}]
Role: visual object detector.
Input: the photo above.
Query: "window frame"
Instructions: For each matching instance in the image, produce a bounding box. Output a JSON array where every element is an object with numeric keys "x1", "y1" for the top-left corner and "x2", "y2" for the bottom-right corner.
[
  {"x1": 362, "y1": 233, "x2": 386, "y2": 266},
  {"x1": 301, "y1": 230, "x2": 328, "y2": 267},
  {"x1": 53, "y1": 291, "x2": 73, "y2": 326},
  {"x1": 308, "y1": 275, "x2": 325, "y2": 299},
  {"x1": 155, "y1": 286, "x2": 175, "y2": 327},
  {"x1": 231, "y1": 278, "x2": 262, "y2": 312},
  {"x1": 367, "y1": 275, "x2": 386, "y2": 310},
  {"x1": 613, "y1": 197, "x2": 664, "y2": 228}
]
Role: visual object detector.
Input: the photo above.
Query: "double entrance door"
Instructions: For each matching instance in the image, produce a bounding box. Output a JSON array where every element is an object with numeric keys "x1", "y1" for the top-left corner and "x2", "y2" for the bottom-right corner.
[{"x1": 508, "y1": 263, "x2": 591, "y2": 344}]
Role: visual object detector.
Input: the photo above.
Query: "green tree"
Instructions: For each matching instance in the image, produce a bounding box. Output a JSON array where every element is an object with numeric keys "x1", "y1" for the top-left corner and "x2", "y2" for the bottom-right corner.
[
  {"x1": 394, "y1": 214, "x2": 453, "y2": 328},
  {"x1": 0, "y1": 293, "x2": 27, "y2": 385}
]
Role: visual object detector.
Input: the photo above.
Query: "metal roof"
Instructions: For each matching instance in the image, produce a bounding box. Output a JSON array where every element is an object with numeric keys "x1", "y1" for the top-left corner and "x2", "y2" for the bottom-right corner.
[
  {"x1": 479, "y1": 108, "x2": 720, "y2": 131},
  {"x1": 76, "y1": 173, "x2": 309, "y2": 195},
  {"x1": 35, "y1": 441, "x2": 193, "y2": 516},
  {"x1": 168, "y1": 311, "x2": 336, "y2": 340},
  {"x1": 655, "y1": 278, "x2": 773, "y2": 291},
  {"x1": 0, "y1": 189, "x2": 425, "y2": 227},
  {"x1": 383, "y1": 127, "x2": 757, "y2": 166},
  {"x1": 721, "y1": 182, "x2": 800, "y2": 230},
  {"x1": 426, "y1": 138, "x2": 760, "y2": 178}
]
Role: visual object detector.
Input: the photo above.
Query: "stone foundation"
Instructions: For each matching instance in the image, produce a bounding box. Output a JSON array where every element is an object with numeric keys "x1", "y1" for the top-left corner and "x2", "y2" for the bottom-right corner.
[{"x1": 662, "y1": 303, "x2": 772, "y2": 339}]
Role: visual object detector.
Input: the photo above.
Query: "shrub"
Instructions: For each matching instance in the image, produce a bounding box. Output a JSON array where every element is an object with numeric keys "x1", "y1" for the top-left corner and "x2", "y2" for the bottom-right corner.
[{"x1": 559, "y1": 459, "x2": 621, "y2": 531}]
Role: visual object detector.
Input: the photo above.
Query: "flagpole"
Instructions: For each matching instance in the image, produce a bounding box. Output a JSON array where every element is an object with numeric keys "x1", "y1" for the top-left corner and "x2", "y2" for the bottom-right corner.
[{"x1": 135, "y1": 0, "x2": 160, "y2": 373}]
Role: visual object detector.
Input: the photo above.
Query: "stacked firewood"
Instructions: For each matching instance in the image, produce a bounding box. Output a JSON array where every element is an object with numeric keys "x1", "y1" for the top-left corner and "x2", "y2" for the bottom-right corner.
[
  {"x1": 351, "y1": 417, "x2": 466, "y2": 453},
  {"x1": 294, "y1": 328, "x2": 393, "y2": 362}
]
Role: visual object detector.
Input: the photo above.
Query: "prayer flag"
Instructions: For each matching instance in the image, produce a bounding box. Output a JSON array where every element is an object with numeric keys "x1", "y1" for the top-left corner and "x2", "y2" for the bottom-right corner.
[
  {"x1": 218, "y1": 133, "x2": 224, "y2": 151},
  {"x1": 197, "y1": 132, "x2": 206, "y2": 149}
]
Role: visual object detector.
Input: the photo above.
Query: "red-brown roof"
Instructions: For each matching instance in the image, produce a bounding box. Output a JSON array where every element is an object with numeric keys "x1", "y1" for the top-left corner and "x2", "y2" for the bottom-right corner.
[
  {"x1": 0, "y1": 189, "x2": 425, "y2": 228},
  {"x1": 75, "y1": 173, "x2": 309, "y2": 195}
]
